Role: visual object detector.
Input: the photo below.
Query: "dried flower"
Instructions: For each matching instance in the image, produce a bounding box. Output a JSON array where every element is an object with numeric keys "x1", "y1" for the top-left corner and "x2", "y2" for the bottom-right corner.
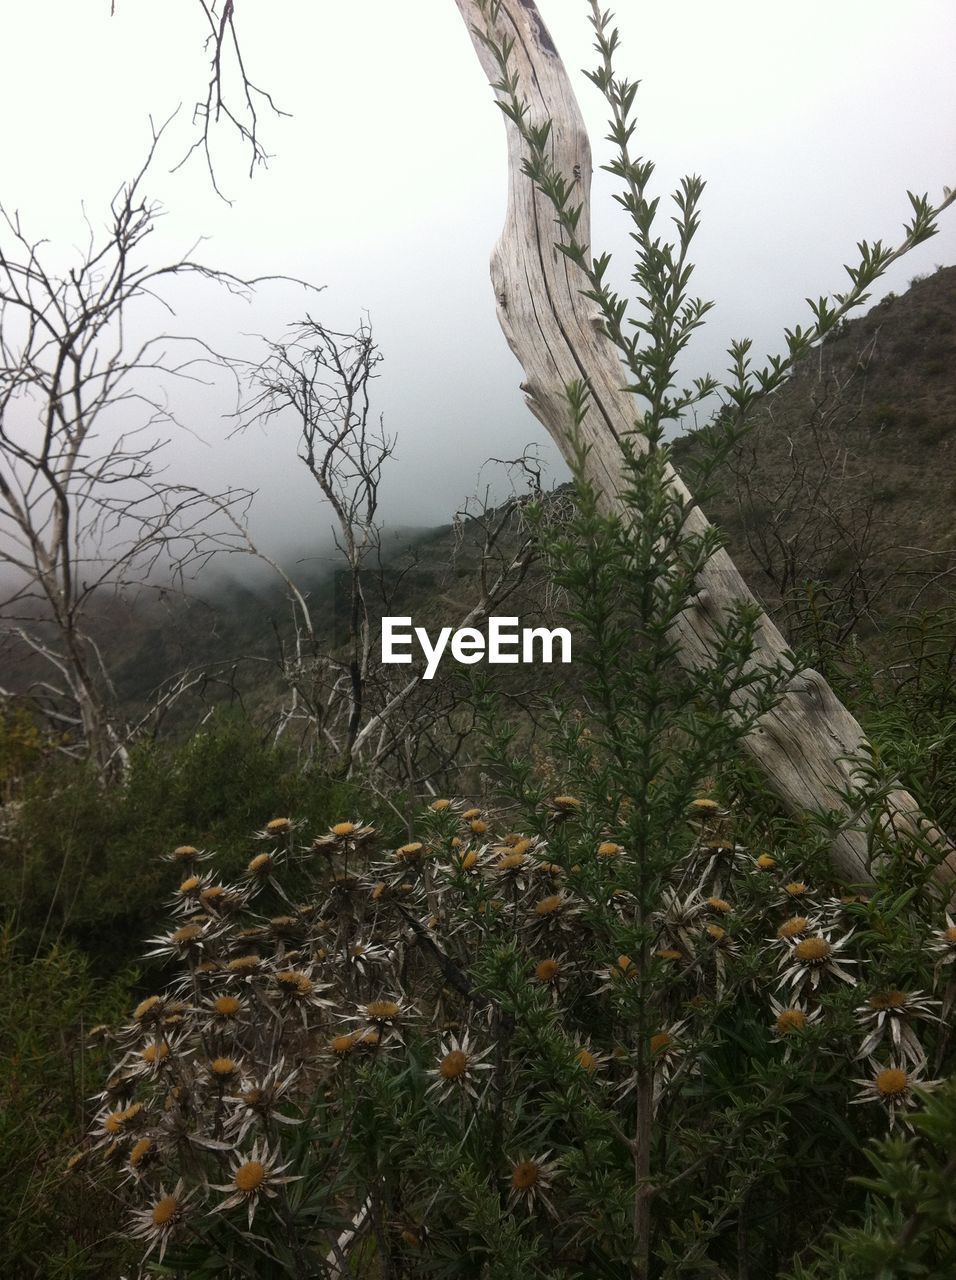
[
  {"x1": 855, "y1": 989, "x2": 939, "y2": 1065},
  {"x1": 506, "y1": 1152, "x2": 561, "y2": 1215},
  {"x1": 777, "y1": 931, "x2": 857, "y2": 994},
  {"x1": 129, "y1": 1180, "x2": 191, "y2": 1263},
  {"x1": 851, "y1": 1060, "x2": 942, "y2": 1129},
  {"x1": 425, "y1": 1031, "x2": 494, "y2": 1100},
  {"x1": 210, "y1": 1139, "x2": 301, "y2": 1228}
]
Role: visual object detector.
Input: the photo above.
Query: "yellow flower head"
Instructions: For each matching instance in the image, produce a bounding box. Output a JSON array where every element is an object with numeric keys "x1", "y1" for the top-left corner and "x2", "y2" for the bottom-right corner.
[
  {"x1": 690, "y1": 797, "x2": 720, "y2": 816},
  {"x1": 395, "y1": 842, "x2": 425, "y2": 862},
  {"x1": 234, "y1": 1160, "x2": 266, "y2": 1193},
  {"x1": 439, "y1": 1050, "x2": 468, "y2": 1079},
  {"x1": 775, "y1": 1008, "x2": 807, "y2": 1034},
  {"x1": 868, "y1": 990, "x2": 907, "y2": 1010},
  {"x1": 130, "y1": 1137, "x2": 154, "y2": 1167},
  {"x1": 535, "y1": 894, "x2": 564, "y2": 916},
  {"x1": 511, "y1": 1160, "x2": 540, "y2": 1190},
  {"x1": 497, "y1": 852, "x2": 527, "y2": 872},
  {"x1": 171, "y1": 924, "x2": 203, "y2": 945},
  {"x1": 778, "y1": 916, "x2": 810, "y2": 939},
  {"x1": 275, "y1": 970, "x2": 313, "y2": 996},
  {"x1": 134, "y1": 996, "x2": 163, "y2": 1022},
  {"x1": 151, "y1": 1193, "x2": 180, "y2": 1227},
  {"x1": 875, "y1": 1067, "x2": 908, "y2": 1098},
  {"x1": 794, "y1": 936, "x2": 831, "y2": 963},
  {"x1": 366, "y1": 999, "x2": 402, "y2": 1021}
]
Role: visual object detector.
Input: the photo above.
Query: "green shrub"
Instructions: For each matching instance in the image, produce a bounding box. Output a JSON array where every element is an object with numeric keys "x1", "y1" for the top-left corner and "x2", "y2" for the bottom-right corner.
[
  {"x1": 789, "y1": 1079, "x2": 956, "y2": 1278},
  {"x1": 72, "y1": 709, "x2": 956, "y2": 1276},
  {"x1": 1, "y1": 712, "x2": 363, "y2": 971},
  {"x1": 0, "y1": 704, "x2": 45, "y2": 801},
  {"x1": 0, "y1": 930, "x2": 137, "y2": 1278},
  {"x1": 838, "y1": 606, "x2": 956, "y2": 839}
]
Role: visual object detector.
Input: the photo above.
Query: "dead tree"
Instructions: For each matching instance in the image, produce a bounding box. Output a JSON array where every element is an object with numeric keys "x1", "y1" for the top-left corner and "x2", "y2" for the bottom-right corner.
[
  {"x1": 111, "y1": 0, "x2": 285, "y2": 199},
  {"x1": 0, "y1": 131, "x2": 256, "y2": 776},
  {"x1": 237, "y1": 319, "x2": 393, "y2": 773},
  {"x1": 237, "y1": 323, "x2": 544, "y2": 784},
  {"x1": 452, "y1": 0, "x2": 956, "y2": 884},
  {"x1": 351, "y1": 453, "x2": 549, "y2": 797}
]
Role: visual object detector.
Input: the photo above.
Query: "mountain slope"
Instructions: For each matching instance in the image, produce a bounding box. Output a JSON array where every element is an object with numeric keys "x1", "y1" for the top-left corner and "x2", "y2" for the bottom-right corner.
[{"x1": 672, "y1": 263, "x2": 956, "y2": 649}]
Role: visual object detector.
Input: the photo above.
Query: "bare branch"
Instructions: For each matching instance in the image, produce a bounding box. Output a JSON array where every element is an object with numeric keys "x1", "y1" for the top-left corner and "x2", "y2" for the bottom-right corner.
[{"x1": 0, "y1": 137, "x2": 292, "y2": 774}]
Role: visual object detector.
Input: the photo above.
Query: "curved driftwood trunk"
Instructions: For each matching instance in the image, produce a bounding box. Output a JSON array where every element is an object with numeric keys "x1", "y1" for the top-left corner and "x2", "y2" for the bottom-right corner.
[{"x1": 452, "y1": 0, "x2": 955, "y2": 886}]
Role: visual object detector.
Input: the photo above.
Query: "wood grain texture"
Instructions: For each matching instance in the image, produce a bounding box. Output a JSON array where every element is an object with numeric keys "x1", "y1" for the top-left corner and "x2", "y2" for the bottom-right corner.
[{"x1": 453, "y1": 0, "x2": 955, "y2": 886}]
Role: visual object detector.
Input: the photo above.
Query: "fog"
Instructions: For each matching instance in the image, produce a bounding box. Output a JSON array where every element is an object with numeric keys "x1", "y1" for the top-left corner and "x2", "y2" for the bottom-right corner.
[{"x1": 1, "y1": 1, "x2": 954, "y2": 573}]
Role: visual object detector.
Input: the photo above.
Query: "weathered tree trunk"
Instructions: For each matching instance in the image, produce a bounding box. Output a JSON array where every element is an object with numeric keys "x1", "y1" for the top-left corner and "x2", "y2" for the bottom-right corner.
[{"x1": 452, "y1": 0, "x2": 955, "y2": 886}]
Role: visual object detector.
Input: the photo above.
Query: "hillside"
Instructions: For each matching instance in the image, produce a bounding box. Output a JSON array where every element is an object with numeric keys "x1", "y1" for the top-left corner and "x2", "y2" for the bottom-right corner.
[
  {"x1": 672, "y1": 263, "x2": 956, "y2": 652},
  {"x1": 175, "y1": 261, "x2": 956, "y2": 685}
]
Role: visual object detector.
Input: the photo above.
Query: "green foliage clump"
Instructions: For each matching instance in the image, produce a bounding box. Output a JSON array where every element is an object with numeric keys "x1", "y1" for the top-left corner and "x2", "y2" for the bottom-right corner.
[
  {"x1": 789, "y1": 1080, "x2": 956, "y2": 1279},
  {"x1": 70, "y1": 713, "x2": 956, "y2": 1276},
  {"x1": 1, "y1": 713, "x2": 363, "y2": 971},
  {"x1": 0, "y1": 703, "x2": 45, "y2": 800},
  {"x1": 0, "y1": 930, "x2": 137, "y2": 1278}
]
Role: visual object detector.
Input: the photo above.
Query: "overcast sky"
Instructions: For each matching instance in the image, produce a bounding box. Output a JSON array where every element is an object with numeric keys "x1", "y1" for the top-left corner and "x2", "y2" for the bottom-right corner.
[{"x1": 2, "y1": 1, "x2": 954, "y2": 569}]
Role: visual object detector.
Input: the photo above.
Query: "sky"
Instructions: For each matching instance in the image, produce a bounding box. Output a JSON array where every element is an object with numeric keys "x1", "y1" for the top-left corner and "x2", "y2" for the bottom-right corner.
[{"x1": 1, "y1": 0, "x2": 954, "y2": 571}]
